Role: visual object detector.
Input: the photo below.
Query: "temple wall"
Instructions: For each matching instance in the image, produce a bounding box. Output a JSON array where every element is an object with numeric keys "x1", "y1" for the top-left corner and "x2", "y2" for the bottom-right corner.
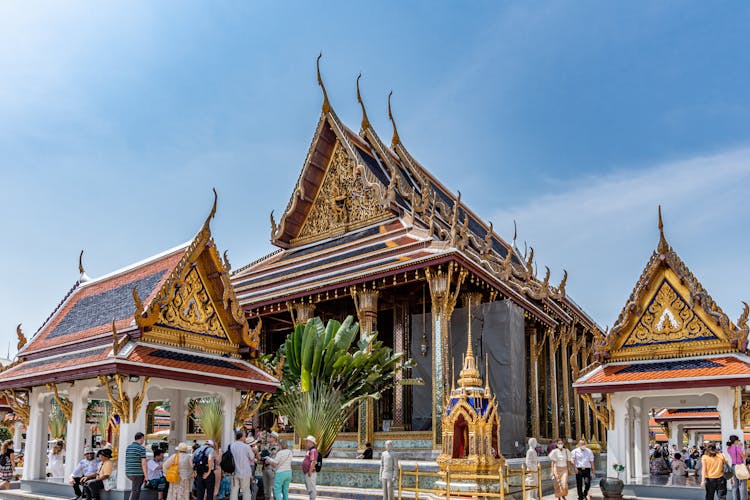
[
  {"x1": 409, "y1": 300, "x2": 526, "y2": 456},
  {"x1": 450, "y1": 299, "x2": 526, "y2": 457}
]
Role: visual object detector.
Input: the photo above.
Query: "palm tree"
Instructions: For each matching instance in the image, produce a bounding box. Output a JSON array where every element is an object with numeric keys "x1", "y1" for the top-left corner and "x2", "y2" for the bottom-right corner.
[{"x1": 190, "y1": 397, "x2": 223, "y2": 446}]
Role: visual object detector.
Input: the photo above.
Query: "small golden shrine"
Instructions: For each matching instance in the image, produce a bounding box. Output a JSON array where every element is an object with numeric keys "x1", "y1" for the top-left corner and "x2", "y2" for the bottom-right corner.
[{"x1": 437, "y1": 305, "x2": 504, "y2": 476}]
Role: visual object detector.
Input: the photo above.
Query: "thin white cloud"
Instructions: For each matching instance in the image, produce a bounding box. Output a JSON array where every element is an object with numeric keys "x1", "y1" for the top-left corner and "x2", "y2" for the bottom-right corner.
[{"x1": 492, "y1": 147, "x2": 750, "y2": 326}]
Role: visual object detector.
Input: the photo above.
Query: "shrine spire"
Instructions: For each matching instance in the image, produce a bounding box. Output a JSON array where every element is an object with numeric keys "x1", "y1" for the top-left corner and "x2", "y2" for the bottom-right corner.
[
  {"x1": 387, "y1": 90, "x2": 401, "y2": 147},
  {"x1": 658, "y1": 205, "x2": 669, "y2": 253}
]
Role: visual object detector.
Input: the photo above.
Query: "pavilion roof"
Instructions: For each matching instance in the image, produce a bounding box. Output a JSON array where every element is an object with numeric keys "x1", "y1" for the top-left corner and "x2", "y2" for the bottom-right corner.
[
  {"x1": 573, "y1": 353, "x2": 750, "y2": 393},
  {"x1": 654, "y1": 408, "x2": 719, "y2": 422},
  {"x1": 2, "y1": 194, "x2": 277, "y2": 392}
]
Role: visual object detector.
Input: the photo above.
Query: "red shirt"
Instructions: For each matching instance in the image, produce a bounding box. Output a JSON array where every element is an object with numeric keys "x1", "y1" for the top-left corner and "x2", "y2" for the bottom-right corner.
[{"x1": 302, "y1": 446, "x2": 318, "y2": 474}]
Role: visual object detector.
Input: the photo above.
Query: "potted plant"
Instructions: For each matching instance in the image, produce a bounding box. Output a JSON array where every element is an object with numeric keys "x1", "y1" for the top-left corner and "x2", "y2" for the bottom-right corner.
[{"x1": 599, "y1": 464, "x2": 625, "y2": 499}]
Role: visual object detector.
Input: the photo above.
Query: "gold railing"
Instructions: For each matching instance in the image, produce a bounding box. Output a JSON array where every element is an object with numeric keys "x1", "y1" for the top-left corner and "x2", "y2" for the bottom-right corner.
[{"x1": 398, "y1": 463, "x2": 543, "y2": 499}]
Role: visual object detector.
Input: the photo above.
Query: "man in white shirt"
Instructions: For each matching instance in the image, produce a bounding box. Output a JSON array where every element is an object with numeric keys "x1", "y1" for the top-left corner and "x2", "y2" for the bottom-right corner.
[
  {"x1": 229, "y1": 431, "x2": 256, "y2": 500},
  {"x1": 380, "y1": 440, "x2": 398, "y2": 500},
  {"x1": 69, "y1": 447, "x2": 99, "y2": 500},
  {"x1": 146, "y1": 449, "x2": 168, "y2": 500},
  {"x1": 570, "y1": 439, "x2": 595, "y2": 500}
]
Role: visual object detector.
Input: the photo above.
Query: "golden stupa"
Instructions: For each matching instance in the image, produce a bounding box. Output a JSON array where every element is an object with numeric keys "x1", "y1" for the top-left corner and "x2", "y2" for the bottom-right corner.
[{"x1": 436, "y1": 298, "x2": 504, "y2": 479}]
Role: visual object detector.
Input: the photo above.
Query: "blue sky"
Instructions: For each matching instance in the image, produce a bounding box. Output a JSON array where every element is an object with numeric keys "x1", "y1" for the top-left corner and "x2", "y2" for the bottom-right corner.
[{"x1": 2, "y1": 1, "x2": 750, "y2": 355}]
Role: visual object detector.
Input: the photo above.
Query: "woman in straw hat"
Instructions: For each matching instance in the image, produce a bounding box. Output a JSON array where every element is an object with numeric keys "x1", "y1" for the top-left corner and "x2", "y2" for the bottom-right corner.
[{"x1": 164, "y1": 443, "x2": 193, "y2": 500}]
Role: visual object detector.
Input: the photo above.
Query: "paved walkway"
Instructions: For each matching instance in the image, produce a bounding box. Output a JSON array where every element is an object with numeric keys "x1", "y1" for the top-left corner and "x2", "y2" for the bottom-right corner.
[{"x1": 541, "y1": 484, "x2": 676, "y2": 499}]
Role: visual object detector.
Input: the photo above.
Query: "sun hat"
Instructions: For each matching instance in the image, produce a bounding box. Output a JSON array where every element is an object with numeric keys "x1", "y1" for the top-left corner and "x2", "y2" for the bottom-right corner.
[
  {"x1": 305, "y1": 435, "x2": 317, "y2": 445},
  {"x1": 205, "y1": 440, "x2": 215, "y2": 447},
  {"x1": 177, "y1": 442, "x2": 190, "y2": 452},
  {"x1": 270, "y1": 432, "x2": 279, "y2": 439}
]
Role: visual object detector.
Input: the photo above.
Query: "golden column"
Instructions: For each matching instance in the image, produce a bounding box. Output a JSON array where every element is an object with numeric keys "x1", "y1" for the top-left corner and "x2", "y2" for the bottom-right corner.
[
  {"x1": 287, "y1": 301, "x2": 316, "y2": 326},
  {"x1": 561, "y1": 325, "x2": 572, "y2": 440},
  {"x1": 528, "y1": 324, "x2": 544, "y2": 439},
  {"x1": 549, "y1": 328, "x2": 561, "y2": 440},
  {"x1": 570, "y1": 331, "x2": 585, "y2": 440},
  {"x1": 351, "y1": 286, "x2": 379, "y2": 448},
  {"x1": 425, "y1": 264, "x2": 467, "y2": 448},
  {"x1": 582, "y1": 343, "x2": 592, "y2": 440}
]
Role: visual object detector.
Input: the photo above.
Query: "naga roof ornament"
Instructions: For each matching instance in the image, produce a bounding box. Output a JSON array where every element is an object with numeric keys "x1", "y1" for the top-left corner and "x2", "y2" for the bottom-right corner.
[
  {"x1": 317, "y1": 53, "x2": 331, "y2": 115},
  {"x1": 355, "y1": 73, "x2": 371, "y2": 131},
  {"x1": 78, "y1": 250, "x2": 91, "y2": 283}
]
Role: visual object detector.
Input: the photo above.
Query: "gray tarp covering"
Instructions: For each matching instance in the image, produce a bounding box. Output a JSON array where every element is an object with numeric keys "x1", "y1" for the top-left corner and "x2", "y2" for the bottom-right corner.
[{"x1": 409, "y1": 299, "x2": 526, "y2": 456}]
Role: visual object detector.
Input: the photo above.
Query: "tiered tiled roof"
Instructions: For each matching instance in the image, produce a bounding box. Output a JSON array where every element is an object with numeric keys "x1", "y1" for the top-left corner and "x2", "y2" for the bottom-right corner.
[
  {"x1": 232, "y1": 69, "x2": 596, "y2": 331},
  {"x1": 0, "y1": 202, "x2": 278, "y2": 392}
]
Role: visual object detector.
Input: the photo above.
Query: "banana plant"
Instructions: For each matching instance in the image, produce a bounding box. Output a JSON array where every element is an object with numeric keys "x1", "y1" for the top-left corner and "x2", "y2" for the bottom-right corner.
[{"x1": 273, "y1": 316, "x2": 412, "y2": 456}]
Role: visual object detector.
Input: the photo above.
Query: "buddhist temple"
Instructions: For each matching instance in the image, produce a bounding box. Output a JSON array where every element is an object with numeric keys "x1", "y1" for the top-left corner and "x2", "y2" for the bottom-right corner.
[
  {"x1": 574, "y1": 207, "x2": 750, "y2": 495},
  {"x1": 0, "y1": 194, "x2": 279, "y2": 493},
  {"x1": 230, "y1": 57, "x2": 601, "y2": 454}
]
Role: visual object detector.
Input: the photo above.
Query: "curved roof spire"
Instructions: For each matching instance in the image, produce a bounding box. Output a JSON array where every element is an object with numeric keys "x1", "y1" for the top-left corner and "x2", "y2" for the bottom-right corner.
[
  {"x1": 316, "y1": 53, "x2": 331, "y2": 115},
  {"x1": 387, "y1": 90, "x2": 401, "y2": 147},
  {"x1": 356, "y1": 74, "x2": 371, "y2": 131},
  {"x1": 658, "y1": 205, "x2": 669, "y2": 253},
  {"x1": 78, "y1": 250, "x2": 91, "y2": 282},
  {"x1": 202, "y1": 187, "x2": 218, "y2": 230}
]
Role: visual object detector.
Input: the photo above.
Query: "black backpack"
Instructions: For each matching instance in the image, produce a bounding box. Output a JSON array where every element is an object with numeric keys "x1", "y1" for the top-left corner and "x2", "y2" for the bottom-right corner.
[
  {"x1": 220, "y1": 444, "x2": 236, "y2": 474},
  {"x1": 193, "y1": 447, "x2": 209, "y2": 473},
  {"x1": 0, "y1": 454, "x2": 7, "y2": 467},
  {"x1": 314, "y1": 447, "x2": 322, "y2": 473}
]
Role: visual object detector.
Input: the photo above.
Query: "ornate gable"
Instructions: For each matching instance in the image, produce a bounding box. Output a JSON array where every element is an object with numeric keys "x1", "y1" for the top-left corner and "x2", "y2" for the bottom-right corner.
[
  {"x1": 270, "y1": 110, "x2": 393, "y2": 248},
  {"x1": 135, "y1": 192, "x2": 260, "y2": 356},
  {"x1": 595, "y1": 208, "x2": 748, "y2": 362},
  {"x1": 293, "y1": 140, "x2": 390, "y2": 245}
]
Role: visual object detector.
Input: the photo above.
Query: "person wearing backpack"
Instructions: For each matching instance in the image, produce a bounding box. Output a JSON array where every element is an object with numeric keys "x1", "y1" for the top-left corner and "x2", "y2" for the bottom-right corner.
[
  {"x1": 164, "y1": 443, "x2": 193, "y2": 500},
  {"x1": 227, "y1": 431, "x2": 255, "y2": 500},
  {"x1": 301, "y1": 436, "x2": 319, "y2": 500},
  {"x1": 193, "y1": 440, "x2": 216, "y2": 500}
]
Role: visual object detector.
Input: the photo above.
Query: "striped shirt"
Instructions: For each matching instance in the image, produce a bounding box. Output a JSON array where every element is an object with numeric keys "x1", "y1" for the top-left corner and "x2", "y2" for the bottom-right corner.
[{"x1": 125, "y1": 442, "x2": 146, "y2": 476}]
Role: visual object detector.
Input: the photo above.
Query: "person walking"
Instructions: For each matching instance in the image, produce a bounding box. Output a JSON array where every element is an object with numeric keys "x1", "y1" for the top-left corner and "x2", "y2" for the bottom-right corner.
[
  {"x1": 0, "y1": 440, "x2": 15, "y2": 490},
  {"x1": 193, "y1": 440, "x2": 217, "y2": 500},
  {"x1": 81, "y1": 449, "x2": 113, "y2": 500},
  {"x1": 228, "y1": 431, "x2": 255, "y2": 500},
  {"x1": 266, "y1": 440, "x2": 292, "y2": 500},
  {"x1": 380, "y1": 441, "x2": 398, "y2": 500},
  {"x1": 126, "y1": 432, "x2": 148, "y2": 500},
  {"x1": 70, "y1": 447, "x2": 99, "y2": 500},
  {"x1": 164, "y1": 443, "x2": 193, "y2": 500},
  {"x1": 548, "y1": 439, "x2": 572, "y2": 500},
  {"x1": 570, "y1": 439, "x2": 595, "y2": 500},
  {"x1": 701, "y1": 443, "x2": 728, "y2": 500},
  {"x1": 728, "y1": 435, "x2": 748, "y2": 500},
  {"x1": 301, "y1": 436, "x2": 319, "y2": 500},
  {"x1": 525, "y1": 438, "x2": 540, "y2": 499},
  {"x1": 262, "y1": 432, "x2": 278, "y2": 500}
]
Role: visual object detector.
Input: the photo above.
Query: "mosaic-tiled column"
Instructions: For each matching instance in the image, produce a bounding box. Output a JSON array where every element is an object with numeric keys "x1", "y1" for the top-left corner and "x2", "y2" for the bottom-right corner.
[
  {"x1": 549, "y1": 328, "x2": 560, "y2": 440},
  {"x1": 426, "y1": 264, "x2": 466, "y2": 448},
  {"x1": 391, "y1": 304, "x2": 407, "y2": 431},
  {"x1": 561, "y1": 326, "x2": 572, "y2": 440},
  {"x1": 528, "y1": 324, "x2": 541, "y2": 439},
  {"x1": 352, "y1": 287, "x2": 379, "y2": 448}
]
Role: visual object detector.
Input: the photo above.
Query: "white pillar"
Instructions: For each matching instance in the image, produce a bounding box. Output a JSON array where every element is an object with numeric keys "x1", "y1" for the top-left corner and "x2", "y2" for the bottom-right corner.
[
  {"x1": 717, "y1": 387, "x2": 744, "y2": 447},
  {"x1": 632, "y1": 399, "x2": 644, "y2": 478},
  {"x1": 65, "y1": 384, "x2": 90, "y2": 478},
  {"x1": 668, "y1": 422, "x2": 678, "y2": 448},
  {"x1": 624, "y1": 402, "x2": 633, "y2": 479},
  {"x1": 688, "y1": 430, "x2": 696, "y2": 447},
  {"x1": 221, "y1": 390, "x2": 239, "y2": 451},
  {"x1": 608, "y1": 393, "x2": 628, "y2": 479},
  {"x1": 23, "y1": 388, "x2": 49, "y2": 480},
  {"x1": 13, "y1": 421, "x2": 23, "y2": 454},
  {"x1": 115, "y1": 381, "x2": 149, "y2": 491}
]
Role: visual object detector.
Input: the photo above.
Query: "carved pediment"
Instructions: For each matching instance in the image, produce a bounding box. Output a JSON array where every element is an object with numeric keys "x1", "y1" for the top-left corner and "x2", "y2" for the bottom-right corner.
[
  {"x1": 620, "y1": 278, "x2": 720, "y2": 349},
  {"x1": 293, "y1": 141, "x2": 390, "y2": 246},
  {"x1": 157, "y1": 267, "x2": 228, "y2": 340}
]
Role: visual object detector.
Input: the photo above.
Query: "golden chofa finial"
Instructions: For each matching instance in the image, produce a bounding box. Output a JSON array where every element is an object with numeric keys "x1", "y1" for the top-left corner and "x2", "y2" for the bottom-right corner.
[
  {"x1": 78, "y1": 250, "x2": 91, "y2": 282},
  {"x1": 316, "y1": 53, "x2": 331, "y2": 115},
  {"x1": 387, "y1": 90, "x2": 401, "y2": 147},
  {"x1": 356, "y1": 73, "x2": 371, "y2": 131},
  {"x1": 657, "y1": 204, "x2": 669, "y2": 253},
  {"x1": 202, "y1": 187, "x2": 218, "y2": 230}
]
